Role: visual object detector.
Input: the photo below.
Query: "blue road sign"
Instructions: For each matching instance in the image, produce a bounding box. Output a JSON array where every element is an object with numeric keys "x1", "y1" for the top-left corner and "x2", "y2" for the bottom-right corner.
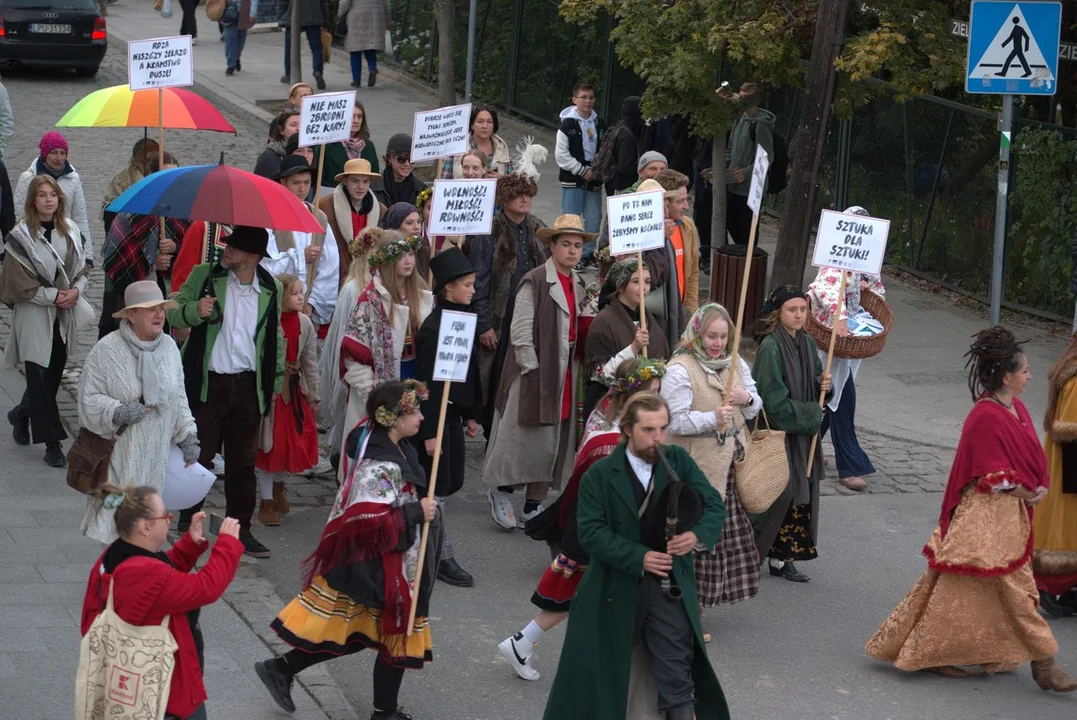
[{"x1": 965, "y1": 1, "x2": 1061, "y2": 94}]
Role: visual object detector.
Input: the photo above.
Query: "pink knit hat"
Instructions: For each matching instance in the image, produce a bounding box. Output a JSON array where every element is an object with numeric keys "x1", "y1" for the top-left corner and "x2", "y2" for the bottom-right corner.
[{"x1": 39, "y1": 131, "x2": 68, "y2": 158}]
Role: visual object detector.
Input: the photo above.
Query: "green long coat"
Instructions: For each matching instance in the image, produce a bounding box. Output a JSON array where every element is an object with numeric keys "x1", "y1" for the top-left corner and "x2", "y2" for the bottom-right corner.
[{"x1": 543, "y1": 443, "x2": 731, "y2": 720}]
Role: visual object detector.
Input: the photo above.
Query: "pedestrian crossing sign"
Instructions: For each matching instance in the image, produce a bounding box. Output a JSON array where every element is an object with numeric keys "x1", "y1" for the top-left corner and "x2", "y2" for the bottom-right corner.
[{"x1": 965, "y1": 1, "x2": 1061, "y2": 95}]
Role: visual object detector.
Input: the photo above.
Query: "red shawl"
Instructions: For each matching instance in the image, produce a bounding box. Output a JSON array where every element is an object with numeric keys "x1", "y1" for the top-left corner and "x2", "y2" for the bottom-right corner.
[
  {"x1": 939, "y1": 397, "x2": 1049, "y2": 538},
  {"x1": 559, "y1": 396, "x2": 621, "y2": 528}
]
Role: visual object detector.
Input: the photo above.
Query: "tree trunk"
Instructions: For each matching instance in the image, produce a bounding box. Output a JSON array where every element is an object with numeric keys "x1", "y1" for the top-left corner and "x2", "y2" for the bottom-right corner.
[
  {"x1": 435, "y1": 0, "x2": 456, "y2": 107},
  {"x1": 710, "y1": 131, "x2": 727, "y2": 249},
  {"x1": 290, "y1": 0, "x2": 302, "y2": 83},
  {"x1": 771, "y1": 0, "x2": 850, "y2": 289}
]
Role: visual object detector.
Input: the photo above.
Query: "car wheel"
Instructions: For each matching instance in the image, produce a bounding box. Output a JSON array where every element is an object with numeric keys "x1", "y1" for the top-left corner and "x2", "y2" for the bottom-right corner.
[{"x1": 75, "y1": 66, "x2": 99, "y2": 78}]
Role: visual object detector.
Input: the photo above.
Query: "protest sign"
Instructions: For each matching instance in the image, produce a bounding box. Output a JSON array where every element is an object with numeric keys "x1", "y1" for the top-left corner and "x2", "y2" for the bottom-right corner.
[
  {"x1": 607, "y1": 189, "x2": 666, "y2": 256},
  {"x1": 428, "y1": 179, "x2": 497, "y2": 235},
  {"x1": 299, "y1": 91, "x2": 356, "y2": 148},
  {"x1": 811, "y1": 209, "x2": 890, "y2": 275},
  {"x1": 433, "y1": 310, "x2": 478, "y2": 383},
  {"x1": 128, "y1": 36, "x2": 193, "y2": 91},
  {"x1": 412, "y1": 104, "x2": 472, "y2": 162},
  {"x1": 746, "y1": 144, "x2": 770, "y2": 215}
]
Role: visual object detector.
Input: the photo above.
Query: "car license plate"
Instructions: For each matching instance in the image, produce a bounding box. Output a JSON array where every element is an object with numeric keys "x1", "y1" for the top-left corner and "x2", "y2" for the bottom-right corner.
[{"x1": 29, "y1": 23, "x2": 72, "y2": 33}]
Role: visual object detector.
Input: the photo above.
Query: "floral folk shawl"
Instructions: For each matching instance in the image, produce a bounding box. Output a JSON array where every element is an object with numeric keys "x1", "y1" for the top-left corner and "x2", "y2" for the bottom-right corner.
[
  {"x1": 674, "y1": 302, "x2": 733, "y2": 373},
  {"x1": 339, "y1": 276, "x2": 396, "y2": 383}
]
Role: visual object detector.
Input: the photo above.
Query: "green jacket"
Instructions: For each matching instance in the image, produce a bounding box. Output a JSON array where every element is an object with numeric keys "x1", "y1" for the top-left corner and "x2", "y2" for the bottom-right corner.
[
  {"x1": 751, "y1": 331, "x2": 827, "y2": 435},
  {"x1": 727, "y1": 107, "x2": 776, "y2": 196},
  {"x1": 543, "y1": 443, "x2": 730, "y2": 720},
  {"x1": 320, "y1": 140, "x2": 380, "y2": 188},
  {"x1": 167, "y1": 263, "x2": 285, "y2": 415}
]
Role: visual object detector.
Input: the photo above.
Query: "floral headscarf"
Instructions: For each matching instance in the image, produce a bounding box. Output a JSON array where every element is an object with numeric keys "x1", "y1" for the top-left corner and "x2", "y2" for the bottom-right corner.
[
  {"x1": 606, "y1": 257, "x2": 647, "y2": 290},
  {"x1": 674, "y1": 302, "x2": 734, "y2": 372}
]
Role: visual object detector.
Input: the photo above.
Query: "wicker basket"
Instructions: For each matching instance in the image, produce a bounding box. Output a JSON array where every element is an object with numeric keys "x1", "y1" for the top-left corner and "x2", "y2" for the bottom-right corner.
[
  {"x1": 734, "y1": 409, "x2": 789, "y2": 515},
  {"x1": 806, "y1": 288, "x2": 894, "y2": 360}
]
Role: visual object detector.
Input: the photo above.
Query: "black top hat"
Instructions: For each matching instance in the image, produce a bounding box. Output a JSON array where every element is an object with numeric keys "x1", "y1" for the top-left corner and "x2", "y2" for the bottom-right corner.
[
  {"x1": 430, "y1": 247, "x2": 475, "y2": 294},
  {"x1": 225, "y1": 225, "x2": 270, "y2": 259},
  {"x1": 277, "y1": 154, "x2": 313, "y2": 181}
]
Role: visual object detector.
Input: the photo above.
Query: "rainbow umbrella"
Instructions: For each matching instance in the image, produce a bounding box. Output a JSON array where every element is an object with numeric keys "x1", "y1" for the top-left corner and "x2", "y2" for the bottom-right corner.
[
  {"x1": 56, "y1": 84, "x2": 236, "y2": 133},
  {"x1": 106, "y1": 163, "x2": 323, "y2": 233}
]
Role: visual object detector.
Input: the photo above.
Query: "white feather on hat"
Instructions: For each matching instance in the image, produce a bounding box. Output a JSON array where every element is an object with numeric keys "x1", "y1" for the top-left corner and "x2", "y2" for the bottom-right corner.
[{"x1": 514, "y1": 136, "x2": 548, "y2": 182}]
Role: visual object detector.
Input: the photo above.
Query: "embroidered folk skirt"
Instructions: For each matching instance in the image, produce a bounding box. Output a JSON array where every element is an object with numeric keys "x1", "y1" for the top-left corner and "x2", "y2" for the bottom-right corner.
[
  {"x1": 695, "y1": 466, "x2": 761, "y2": 607},
  {"x1": 531, "y1": 554, "x2": 588, "y2": 613},
  {"x1": 271, "y1": 575, "x2": 433, "y2": 669},
  {"x1": 768, "y1": 503, "x2": 818, "y2": 562}
]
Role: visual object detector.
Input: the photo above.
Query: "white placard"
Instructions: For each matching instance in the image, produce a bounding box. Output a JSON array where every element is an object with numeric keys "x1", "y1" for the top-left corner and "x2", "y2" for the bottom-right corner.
[
  {"x1": 607, "y1": 189, "x2": 666, "y2": 256},
  {"x1": 161, "y1": 445, "x2": 217, "y2": 511},
  {"x1": 128, "y1": 36, "x2": 193, "y2": 91},
  {"x1": 811, "y1": 209, "x2": 891, "y2": 275},
  {"x1": 411, "y1": 103, "x2": 472, "y2": 162},
  {"x1": 299, "y1": 91, "x2": 356, "y2": 148},
  {"x1": 746, "y1": 144, "x2": 770, "y2": 215},
  {"x1": 433, "y1": 310, "x2": 478, "y2": 383},
  {"x1": 428, "y1": 179, "x2": 497, "y2": 235}
]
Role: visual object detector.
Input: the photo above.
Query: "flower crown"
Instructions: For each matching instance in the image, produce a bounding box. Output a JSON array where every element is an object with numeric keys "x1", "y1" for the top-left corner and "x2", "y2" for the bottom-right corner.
[
  {"x1": 594, "y1": 243, "x2": 612, "y2": 265},
  {"x1": 610, "y1": 359, "x2": 666, "y2": 395},
  {"x1": 415, "y1": 187, "x2": 434, "y2": 209},
  {"x1": 369, "y1": 235, "x2": 423, "y2": 268},
  {"x1": 348, "y1": 226, "x2": 383, "y2": 259},
  {"x1": 374, "y1": 379, "x2": 429, "y2": 428}
]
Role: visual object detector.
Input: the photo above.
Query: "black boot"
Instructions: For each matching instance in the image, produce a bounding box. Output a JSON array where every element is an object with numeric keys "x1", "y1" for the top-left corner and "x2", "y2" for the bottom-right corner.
[
  {"x1": 7, "y1": 407, "x2": 28, "y2": 446},
  {"x1": 254, "y1": 658, "x2": 296, "y2": 713},
  {"x1": 665, "y1": 705, "x2": 695, "y2": 720},
  {"x1": 1040, "y1": 590, "x2": 1074, "y2": 618},
  {"x1": 769, "y1": 561, "x2": 810, "y2": 583},
  {"x1": 240, "y1": 530, "x2": 271, "y2": 558},
  {"x1": 437, "y1": 558, "x2": 474, "y2": 587},
  {"x1": 371, "y1": 709, "x2": 413, "y2": 720},
  {"x1": 43, "y1": 442, "x2": 65, "y2": 468}
]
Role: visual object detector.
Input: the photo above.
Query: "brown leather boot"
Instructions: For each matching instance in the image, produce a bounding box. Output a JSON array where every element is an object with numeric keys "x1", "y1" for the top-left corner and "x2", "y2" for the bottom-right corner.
[
  {"x1": 273, "y1": 481, "x2": 290, "y2": 514},
  {"x1": 1032, "y1": 658, "x2": 1077, "y2": 692},
  {"x1": 259, "y1": 499, "x2": 280, "y2": 527}
]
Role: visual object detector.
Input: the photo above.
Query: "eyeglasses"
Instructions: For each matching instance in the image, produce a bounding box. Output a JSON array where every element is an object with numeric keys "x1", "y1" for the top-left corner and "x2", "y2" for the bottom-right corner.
[
  {"x1": 148, "y1": 513, "x2": 174, "y2": 525},
  {"x1": 393, "y1": 154, "x2": 412, "y2": 164}
]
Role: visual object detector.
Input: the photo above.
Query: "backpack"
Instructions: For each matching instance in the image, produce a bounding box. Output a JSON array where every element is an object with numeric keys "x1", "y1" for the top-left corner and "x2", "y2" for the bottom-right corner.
[
  {"x1": 591, "y1": 123, "x2": 623, "y2": 185},
  {"x1": 205, "y1": 0, "x2": 225, "y2": 22},
  {"x1": 750, "y1": 123, "x2": 788, "y2": 194}
]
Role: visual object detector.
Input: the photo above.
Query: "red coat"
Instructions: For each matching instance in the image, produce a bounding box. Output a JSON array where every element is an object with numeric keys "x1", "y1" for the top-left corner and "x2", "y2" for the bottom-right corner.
[{"x1": 80, "y1": 534, "x2": 243, "y2": 718}]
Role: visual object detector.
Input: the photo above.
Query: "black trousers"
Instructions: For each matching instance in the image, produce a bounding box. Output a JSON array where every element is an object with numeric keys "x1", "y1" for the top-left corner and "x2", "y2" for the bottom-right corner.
[
  {"x1": 179, "y1": 0, "x2": 198, "y2": 37},
  {"x1": 635, "y1": 575, "x2": 696, "y2": 712},
  {"x1": 18, "y1": 320, "x2": 68, "y2": 444},
  {"x1": 726, "y1": 190, "x2": 754, "y2": 246},
  {"x1": 283, "y1": 648, "x2": 405, "y2": 710}
]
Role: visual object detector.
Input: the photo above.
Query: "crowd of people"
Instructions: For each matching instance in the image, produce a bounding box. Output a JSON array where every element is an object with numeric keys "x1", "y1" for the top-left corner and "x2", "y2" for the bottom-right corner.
[{"x1": 2, "y1": 76, "x2": 1075, "y2": 718}]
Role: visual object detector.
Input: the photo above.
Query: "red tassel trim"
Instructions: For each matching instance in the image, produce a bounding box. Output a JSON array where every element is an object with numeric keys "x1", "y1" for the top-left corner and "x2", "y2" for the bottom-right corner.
[
  {"x1": 974, "y1": 469, "x2": 1022, "y2": 494},
  {"x1": 302, "y1": 502, "x2": 405, "y2": 587},
  {"x1": 922, "y1": 533, "x2": 1034, "y2": 579},
  {"x1": 339, "y1": 337, "x2": 374, "y2": 378}
]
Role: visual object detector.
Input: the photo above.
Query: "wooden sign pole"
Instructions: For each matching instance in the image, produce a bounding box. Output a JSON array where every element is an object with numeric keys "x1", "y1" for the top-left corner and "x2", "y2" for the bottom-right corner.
[
  {"x1": 637, "y1": 249, "x2": 647, "y2": 359},
  {"x1": 406, "y1": 382, "x2": 450, "y2": 635},
  {"x1": 157, "y1": 88, "x2": 167, "y2": 267},
  {"x1": 303, "y1": 143, "x2": 329, "y2": 308},
  {"x1": 805, "y1": 271, "x2": 846, "y2": 475},
  {"x1": 726, "y1": 210, "x2": 760, "y2": 383}
]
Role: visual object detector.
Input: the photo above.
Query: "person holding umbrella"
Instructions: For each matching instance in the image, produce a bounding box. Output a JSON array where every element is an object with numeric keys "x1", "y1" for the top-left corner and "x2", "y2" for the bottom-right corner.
[{"x1": 167, "y1": 226, "x2": 285, "y2": 559}]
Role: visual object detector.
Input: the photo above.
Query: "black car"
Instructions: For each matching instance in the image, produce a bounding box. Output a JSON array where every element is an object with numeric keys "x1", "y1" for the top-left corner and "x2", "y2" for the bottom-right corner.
[{"x1": 0, "y1": 0, "x2": 106, "y2": 77}]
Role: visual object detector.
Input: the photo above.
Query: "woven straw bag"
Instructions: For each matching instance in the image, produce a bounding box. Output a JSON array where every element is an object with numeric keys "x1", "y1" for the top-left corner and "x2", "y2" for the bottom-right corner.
[
  {"x1": 75, "y1": 577, "x2": 177, "y2": 720},
  {"x1": 733, "y1": 408, "x2": 789, "y2": 514}
]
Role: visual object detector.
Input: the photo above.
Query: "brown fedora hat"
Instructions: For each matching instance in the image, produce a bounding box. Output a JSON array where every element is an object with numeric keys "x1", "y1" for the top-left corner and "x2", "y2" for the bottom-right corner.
[
  {"x1": 536, "y1": 213, "x2": 598, "y2": 243},
  {"x1": 335, "y1": 158, "x2": 381, "y2": 182}
]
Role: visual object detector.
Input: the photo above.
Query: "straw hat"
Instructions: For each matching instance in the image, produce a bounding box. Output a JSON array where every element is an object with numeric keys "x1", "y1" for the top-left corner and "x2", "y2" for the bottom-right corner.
[
  {"x1": 112, "y1": 280, "x2": 178, "y2": 318},
  {"x1": 334, "y1": 158, "x2": 381, "y2": 182},
  {"x1": 536, "y1": 213, "x2": 598, "y2": 243},
  {"x1": 636, "y1": 178, "x2": 678, "y2": 198}
]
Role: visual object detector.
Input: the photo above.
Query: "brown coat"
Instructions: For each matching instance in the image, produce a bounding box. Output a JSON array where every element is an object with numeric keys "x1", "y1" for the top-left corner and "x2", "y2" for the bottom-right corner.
[{"x1": 319, "y1": 184, "x2": 385, "y2": 288}]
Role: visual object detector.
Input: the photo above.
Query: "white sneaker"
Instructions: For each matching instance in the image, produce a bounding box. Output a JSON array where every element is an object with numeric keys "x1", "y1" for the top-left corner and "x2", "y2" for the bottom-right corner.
[
  {"x1": 487, "y1": 489, "x2": 516, "y2": 530},
  {"x1": 518, "y1": 505, "x2": 542, "y2": 530},
  {"x1": 211, "y1": 453, "x2": 225, "y2": 476},
  {"x1": 498, "y1": 636, "x2": 540, "y2": 681},
  {"x1": 300, "y1": 457, "x2": 334, "y2": 477}
]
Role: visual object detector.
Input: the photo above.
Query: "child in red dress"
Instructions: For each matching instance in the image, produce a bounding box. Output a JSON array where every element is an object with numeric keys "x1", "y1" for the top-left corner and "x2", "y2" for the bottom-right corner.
[{"x1": 256, "y1": 273, "x2": 321, "y2": 526}]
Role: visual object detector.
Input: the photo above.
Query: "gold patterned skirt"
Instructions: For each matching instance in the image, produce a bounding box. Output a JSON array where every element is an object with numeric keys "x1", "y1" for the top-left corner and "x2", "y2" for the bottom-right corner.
[
  {"x1": 271, "y1": 575, "x2": 433, "y2": 669},
  {"x1": 866, "y1": 490, "x2": 1058, "y2": 672}
]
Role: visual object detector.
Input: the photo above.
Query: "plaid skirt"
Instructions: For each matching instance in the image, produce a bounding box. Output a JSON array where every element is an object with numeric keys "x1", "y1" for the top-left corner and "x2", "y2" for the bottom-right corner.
[{"x1": 695, "y1": 464, "x2": 761, "y2": 607}]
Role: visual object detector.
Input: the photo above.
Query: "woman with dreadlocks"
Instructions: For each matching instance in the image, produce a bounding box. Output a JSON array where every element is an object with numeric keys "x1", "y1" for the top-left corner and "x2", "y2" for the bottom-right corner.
[{"x1": 867, "y1": 326, "x2": 1077, "y2": 692}]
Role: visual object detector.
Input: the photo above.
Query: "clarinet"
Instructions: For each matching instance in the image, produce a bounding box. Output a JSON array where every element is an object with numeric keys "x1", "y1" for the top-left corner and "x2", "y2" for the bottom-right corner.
[{"x1": 656, "y1": 445, "x2": 684, "y2": 602}]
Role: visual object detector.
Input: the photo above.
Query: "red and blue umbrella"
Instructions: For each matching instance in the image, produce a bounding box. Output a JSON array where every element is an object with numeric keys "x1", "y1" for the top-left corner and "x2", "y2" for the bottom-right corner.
[{"x1": 106, "y1": 162, "x2": 323, "y2": 233}]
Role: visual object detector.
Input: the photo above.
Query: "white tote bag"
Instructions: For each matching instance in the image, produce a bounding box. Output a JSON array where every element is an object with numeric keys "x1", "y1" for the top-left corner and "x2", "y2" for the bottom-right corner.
[{"x1": 75, "y1": 576, "x2": 178, "y2": 720}]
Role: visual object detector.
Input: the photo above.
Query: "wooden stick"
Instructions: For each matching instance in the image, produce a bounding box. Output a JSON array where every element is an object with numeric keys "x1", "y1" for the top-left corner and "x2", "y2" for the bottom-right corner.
[
  {"x1": 726, "y1": 210, "x2": 760, "y2": 384},
  {"x1": 158, "y1": 87, "x2": 167, "y2": 277},
  {"x1": 637, "y1": 250, "x2": 647, "y2": 358},
  {"x1": 406, "y1": 381, "x2": 450, "y2": 636},
  {"x1": 303, "y1": 143, "x2": 329, "y2": 307},
  {"x1": 805, "y1": 271, "x2": 846, "y2": 475},
  {"x1": 428, "y1": 159, "x2": 444, "y2": 288}
]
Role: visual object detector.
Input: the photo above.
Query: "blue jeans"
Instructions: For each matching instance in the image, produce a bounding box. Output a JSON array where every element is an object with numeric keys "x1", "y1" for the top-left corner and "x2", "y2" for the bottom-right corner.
[
  {"x1": 222, "y1": 25, "x2": 247, "y2": 70},
  {"x1": 349, "y1": 49, "x2": 377, "y2": 83},
  {"x1": 819, "y1": 374, "x2": 876, "y2": 478},
  {"x1": 284, "y1": 25, "x2": 324, "y2": 75},
  {"x1": 561, "y1": 186, "x2": 602, "y2": 257}
]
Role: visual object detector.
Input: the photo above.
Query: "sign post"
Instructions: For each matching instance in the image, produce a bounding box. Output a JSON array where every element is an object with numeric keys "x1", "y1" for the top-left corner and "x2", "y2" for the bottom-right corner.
[
  {"x1": 804, "y1": 209, "x2": 891, "y2": 474},
  {"x1": 607, "y1": 188, "x2": 666, "y2": 341},
  {"x1": 964, "y1": 0, "x2": 1061, "y2": 325},
  {"x1": 128, "y1": 35, "x2": 193, "y2": 265},
  {"x1": 298, "y1": 91, "x2": 356, "y2": 304},
  {"x1": 407, "y1": 310, "x2": 477, "y2": 635}
]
